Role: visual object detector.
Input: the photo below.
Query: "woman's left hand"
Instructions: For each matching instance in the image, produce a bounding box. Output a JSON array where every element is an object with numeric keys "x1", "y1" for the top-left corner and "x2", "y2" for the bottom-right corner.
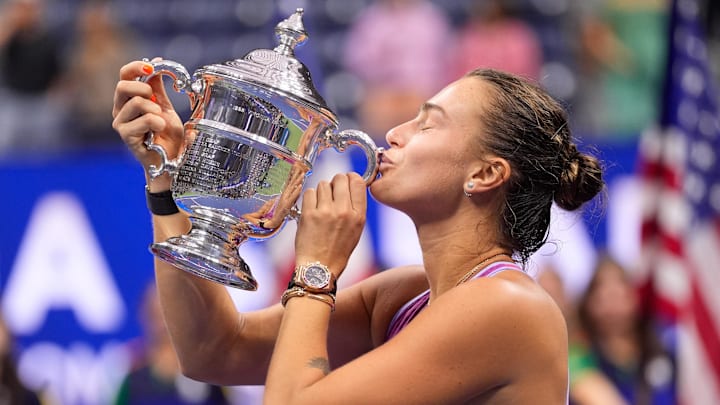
[{"x1": 294, "y1": 173, "x2": 367, "y2": 278}]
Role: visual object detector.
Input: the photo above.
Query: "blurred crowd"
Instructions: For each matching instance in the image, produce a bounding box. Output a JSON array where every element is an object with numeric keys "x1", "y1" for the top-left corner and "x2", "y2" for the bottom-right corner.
[
  {"x1": 0, "y1": 0, "x2": 139, "y2": 154},
  {"x1": 1, "y1": 0, "x2": 717, "y2": 156},
  {"x1": 0, "y1": 0, "x2": 715, "y2": 404}
]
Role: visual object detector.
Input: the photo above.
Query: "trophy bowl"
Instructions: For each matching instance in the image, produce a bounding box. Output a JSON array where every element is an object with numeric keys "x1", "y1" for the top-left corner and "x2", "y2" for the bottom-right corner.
[{"x1": 141, "y1": 8, "x2": 380, "y2": 290}]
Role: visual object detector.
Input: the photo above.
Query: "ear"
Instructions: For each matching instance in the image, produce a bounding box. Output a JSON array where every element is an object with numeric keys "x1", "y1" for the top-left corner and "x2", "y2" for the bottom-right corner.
[{"x1": 465, "y1": 157, "x2": 510, "y2": 195}]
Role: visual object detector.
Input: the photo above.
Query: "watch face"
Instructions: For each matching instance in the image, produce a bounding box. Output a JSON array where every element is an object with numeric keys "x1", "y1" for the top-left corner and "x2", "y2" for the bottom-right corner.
[{"x1": 303, "y1": 265, "x2": 330, "y2": 288}]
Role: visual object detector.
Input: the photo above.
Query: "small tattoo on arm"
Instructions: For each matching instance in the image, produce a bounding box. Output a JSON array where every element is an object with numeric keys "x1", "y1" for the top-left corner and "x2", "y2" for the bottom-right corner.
[{"x1": 307, "y1": 357, "x2": 331, "y2": 376}]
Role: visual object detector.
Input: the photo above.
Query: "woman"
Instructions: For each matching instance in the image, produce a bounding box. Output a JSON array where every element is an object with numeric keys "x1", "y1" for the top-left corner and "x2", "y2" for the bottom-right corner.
[
  {"x1": 574, "y1": 255, "x2": 676, "y2": 405},
  {"x1": 112, "y1": 62, "x2": 604, "y2": 404},
  {"x1": 537, "y1": 265, "x2": 630, "y2": 405}
]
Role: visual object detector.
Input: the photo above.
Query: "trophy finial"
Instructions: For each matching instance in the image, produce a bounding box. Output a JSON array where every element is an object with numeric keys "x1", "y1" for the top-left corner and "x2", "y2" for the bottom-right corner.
[{"x1": 274, "y1": 8, "x2": 308, "y2": 56}]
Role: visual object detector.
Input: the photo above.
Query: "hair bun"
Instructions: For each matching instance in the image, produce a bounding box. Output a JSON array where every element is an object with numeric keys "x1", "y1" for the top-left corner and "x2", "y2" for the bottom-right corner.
[{"x1": 554, "y1": 152, "x2": 604, "y2": 211}]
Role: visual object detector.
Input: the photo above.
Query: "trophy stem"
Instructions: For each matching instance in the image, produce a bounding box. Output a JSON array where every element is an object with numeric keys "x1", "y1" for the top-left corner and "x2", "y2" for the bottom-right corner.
[{"x1": 150, "y1": 206, "x2": 258, "y2": 290}]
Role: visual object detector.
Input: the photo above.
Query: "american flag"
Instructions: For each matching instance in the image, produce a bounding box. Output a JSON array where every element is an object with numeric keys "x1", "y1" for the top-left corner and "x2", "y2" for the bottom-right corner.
[{"x1": 638, "y1": 0, "x2": 720, "y2": 403}]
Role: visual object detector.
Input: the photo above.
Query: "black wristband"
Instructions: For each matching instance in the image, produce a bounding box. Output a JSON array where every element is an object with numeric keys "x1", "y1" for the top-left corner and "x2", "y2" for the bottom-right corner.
[{"x1": 145, "y1": 186, "x2": 180, "y2": 215}]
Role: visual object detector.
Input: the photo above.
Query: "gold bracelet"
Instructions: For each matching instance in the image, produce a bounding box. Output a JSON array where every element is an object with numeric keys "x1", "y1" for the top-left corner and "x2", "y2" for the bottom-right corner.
[{"x1": 281, "y1": 287, "x2": 336, "y2": 312}]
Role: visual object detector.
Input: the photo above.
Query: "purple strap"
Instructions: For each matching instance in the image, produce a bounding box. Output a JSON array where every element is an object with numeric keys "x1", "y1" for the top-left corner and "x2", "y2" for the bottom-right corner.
[{"x1": 385, "y1": 261, "x2": 522, "y2": 341}]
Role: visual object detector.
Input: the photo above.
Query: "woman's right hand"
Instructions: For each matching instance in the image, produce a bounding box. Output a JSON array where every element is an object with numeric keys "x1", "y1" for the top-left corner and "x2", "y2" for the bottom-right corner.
[{"x1": 112, "y1": 60, "x2": 184, "y2": 187}]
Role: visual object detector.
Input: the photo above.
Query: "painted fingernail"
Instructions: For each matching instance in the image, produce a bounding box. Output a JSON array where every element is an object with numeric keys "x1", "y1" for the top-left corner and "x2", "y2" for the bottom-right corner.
[
  {"x1": 150, "y1": 94, "x2": 158, "y2": 103},
  {"x1": 142, "y1": 64, "x2": 153, "y2": 74}
]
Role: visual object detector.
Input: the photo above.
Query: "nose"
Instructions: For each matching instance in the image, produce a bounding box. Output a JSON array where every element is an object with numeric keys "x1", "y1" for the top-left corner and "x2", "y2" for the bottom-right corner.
[{"x1": 385, "y1": 120, "x2": 410, "y2": 148}]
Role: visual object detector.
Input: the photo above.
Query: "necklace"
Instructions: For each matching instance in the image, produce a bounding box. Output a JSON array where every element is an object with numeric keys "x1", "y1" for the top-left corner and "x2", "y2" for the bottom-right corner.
[{"x1": 455, "y1": 252, "x2": 513, "y2": 286}]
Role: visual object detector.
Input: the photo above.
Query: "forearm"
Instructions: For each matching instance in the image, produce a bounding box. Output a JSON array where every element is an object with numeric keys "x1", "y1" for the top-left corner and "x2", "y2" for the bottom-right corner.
[
  {"x1": 146, "y1": 175, "x2": 267, "y2": 384},
  {"x1": 264, "y1": 297, "x2": 333, "y2": 404},
  {"x1": 150, "y1": 212, "x2": 244, "y2": 377}
]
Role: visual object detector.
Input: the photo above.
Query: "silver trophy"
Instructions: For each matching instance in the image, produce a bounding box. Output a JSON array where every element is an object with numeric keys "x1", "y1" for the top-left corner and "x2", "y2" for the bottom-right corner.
[{"x1": 141, "y1": 8, "x2": 380, "y2": 290}]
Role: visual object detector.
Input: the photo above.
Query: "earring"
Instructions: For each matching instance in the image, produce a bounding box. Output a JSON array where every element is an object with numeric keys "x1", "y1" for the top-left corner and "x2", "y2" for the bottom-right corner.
[{"x1": 464, "y1": 181, "x2": 474, "y2": 197}]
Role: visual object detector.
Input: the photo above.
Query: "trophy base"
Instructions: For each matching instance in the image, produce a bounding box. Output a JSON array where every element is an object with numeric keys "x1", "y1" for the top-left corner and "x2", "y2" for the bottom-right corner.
[{"x1": 150, "y1": 234, "x2": 258, "y2": 291}]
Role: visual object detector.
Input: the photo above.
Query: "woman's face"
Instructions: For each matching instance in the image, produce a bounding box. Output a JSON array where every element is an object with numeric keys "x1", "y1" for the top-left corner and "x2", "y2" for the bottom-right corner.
[
  {"x1": 585, "y1": 262, "x2": 639, "y2": 336},
  {"x1": 369, "y1": 77, "x2": 489, "y2": 217}
]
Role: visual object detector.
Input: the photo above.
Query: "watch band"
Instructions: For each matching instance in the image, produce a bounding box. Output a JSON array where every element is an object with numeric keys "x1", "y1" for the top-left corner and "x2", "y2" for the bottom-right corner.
[{"x1": 145, "y1": 186, "x2": 180, "y2": 215}]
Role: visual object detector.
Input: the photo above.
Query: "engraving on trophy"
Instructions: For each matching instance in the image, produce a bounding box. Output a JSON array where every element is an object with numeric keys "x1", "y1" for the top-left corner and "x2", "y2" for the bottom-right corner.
[{"x1": 174, "y1": 130, "x2": 275, "y2": 201}]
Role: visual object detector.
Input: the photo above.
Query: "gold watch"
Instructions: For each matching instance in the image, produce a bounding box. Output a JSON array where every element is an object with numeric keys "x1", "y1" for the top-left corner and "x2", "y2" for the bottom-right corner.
[{"x1": 290, "y1": 261, "x2": 337, "y2": 294}]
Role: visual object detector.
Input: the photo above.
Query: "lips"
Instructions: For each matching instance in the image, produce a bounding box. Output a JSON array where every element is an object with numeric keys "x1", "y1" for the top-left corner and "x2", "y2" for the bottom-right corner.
[
  {"x1": 378, "y1": 150, "x2": 393, "y2": 166},
  {"x1": 378, "y1": 158, "x2": 392, "y2": 174}
]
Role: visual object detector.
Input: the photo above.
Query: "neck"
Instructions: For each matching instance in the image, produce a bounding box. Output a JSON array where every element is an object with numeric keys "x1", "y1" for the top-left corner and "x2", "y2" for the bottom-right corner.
[
  {"x1": 598, "y1": 332, "x2": 639, "y2": 368},
  {"x1": 414, "y1": 207, "x2": 508, "y2": 300}
]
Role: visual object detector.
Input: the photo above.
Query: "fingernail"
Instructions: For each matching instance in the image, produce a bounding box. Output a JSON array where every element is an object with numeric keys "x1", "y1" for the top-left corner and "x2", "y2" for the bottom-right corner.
[
  {"x1": 150, "y1": 94, "x2": 157, "y2": 103},
  {"x1": 142, "y1": 64, "x2": 153, "y2": 74}
]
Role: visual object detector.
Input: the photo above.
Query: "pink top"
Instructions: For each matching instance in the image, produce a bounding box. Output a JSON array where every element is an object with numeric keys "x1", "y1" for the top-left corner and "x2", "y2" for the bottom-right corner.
[{"x1": 385, "y1": 261, "x2": 523, "y2": 341}]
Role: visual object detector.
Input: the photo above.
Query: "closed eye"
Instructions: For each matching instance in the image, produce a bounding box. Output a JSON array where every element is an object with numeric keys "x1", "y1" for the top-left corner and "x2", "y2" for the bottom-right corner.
[{"x1": 416, "y1": 116, "x2": 433, "y2": 132}]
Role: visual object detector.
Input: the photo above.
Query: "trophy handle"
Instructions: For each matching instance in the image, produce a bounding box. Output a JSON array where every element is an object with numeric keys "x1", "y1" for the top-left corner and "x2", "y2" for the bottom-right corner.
[
  {"x1": 139, "y1": 59, "x2": 196, "y2": 179},
  {"x1": 324, "y1": 129, "x2": 381, "y2": 185}
]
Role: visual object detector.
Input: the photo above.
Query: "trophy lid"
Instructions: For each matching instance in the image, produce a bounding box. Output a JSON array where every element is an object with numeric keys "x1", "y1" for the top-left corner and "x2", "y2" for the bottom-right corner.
[{"x1": 198, "y1": 8, "x2": 335, "y2": 121}]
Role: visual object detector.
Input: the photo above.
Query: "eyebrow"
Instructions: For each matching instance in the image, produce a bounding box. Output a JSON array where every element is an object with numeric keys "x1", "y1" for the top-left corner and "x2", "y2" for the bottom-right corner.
[{"x1": 420, "y1": 102, "x2": 447, "y2": 118}]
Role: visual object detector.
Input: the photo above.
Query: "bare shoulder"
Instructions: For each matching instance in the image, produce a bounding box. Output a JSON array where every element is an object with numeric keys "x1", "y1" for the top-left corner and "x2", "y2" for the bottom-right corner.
[
  {"x1": 425, "y1": 270, "x2": 569, "y2": 400},
  {"x1": 443, "y1": 270, "x2": 567, "y2": 357}
]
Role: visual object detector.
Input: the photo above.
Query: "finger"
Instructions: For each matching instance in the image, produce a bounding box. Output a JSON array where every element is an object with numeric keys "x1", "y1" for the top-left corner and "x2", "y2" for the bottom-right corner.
[
  {"x1": 330, "y1": 174, "x2": 351, "y2": 208},
  {"x1": 120, "y1": 58, "x2": 174, "y2": 110},
  {"x1": 113, "y1": 113, "x2": 167, "y2": 142},
  {"x1": 119, "y1": 60, "x2": 155, "y2": 81},
  {"x1": 113, "y1": 80, "x2": 154, "y2": 118},
  {"x1": 112, "y1": 95, "x2": 162, "y2": 129},
  {"x1": 301, "y1": 188, "x2": 317, "y2": 212},
  {"x1": 348, "y1": 172, "x2": 367, "y2": 214},
  {"x1": 316, "y1": 181, "x2": 333, "y2": 209},
  {"x1": 146, "y1": 74, "x2": 173, "y2": 109}
]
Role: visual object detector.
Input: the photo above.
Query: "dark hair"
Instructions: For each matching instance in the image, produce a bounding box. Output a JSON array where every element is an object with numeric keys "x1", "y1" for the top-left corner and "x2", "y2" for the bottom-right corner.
[{"x1": 465, "y1": 69, "x2": 604, "y2": 263}]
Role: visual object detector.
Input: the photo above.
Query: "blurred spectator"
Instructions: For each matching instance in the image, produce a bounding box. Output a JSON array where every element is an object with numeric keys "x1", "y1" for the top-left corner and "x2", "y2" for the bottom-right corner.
[
  {"x1": 0, "y1": 316, "x2": 41, "y2": 405},
  {"x1": 574, "y1": 0, "x2": 667, "y2": 138},
  {"x1": 449, "y1": 0, "x2": 543, "y2": 81},
  {"x1": 113, "y1": 284, "x2": 232, "y2": 405},
  {"x1": 537, "y1": 265, "x2": 630, "y2": 405},
  {"x1": 60, "y1": 0, "x2": 140, "y2": 149},
  {"x1": 343, "y1": 0, "x2": 452, "y2": 142},
  {"x1": 0, "y1": 0, "x2": 65, "y2": 155},
  {"x1": 573, "y1": 254, "x2": 676, "y2": 405}
]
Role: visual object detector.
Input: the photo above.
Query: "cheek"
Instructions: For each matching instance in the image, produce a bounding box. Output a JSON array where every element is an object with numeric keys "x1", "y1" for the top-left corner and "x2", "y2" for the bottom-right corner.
[
  {"x1": 407, "y1": 159, "x2": 460, "y2": 194},
  {"x1": 410, "y1": 141, "x2": 466, "y2": 178}
]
